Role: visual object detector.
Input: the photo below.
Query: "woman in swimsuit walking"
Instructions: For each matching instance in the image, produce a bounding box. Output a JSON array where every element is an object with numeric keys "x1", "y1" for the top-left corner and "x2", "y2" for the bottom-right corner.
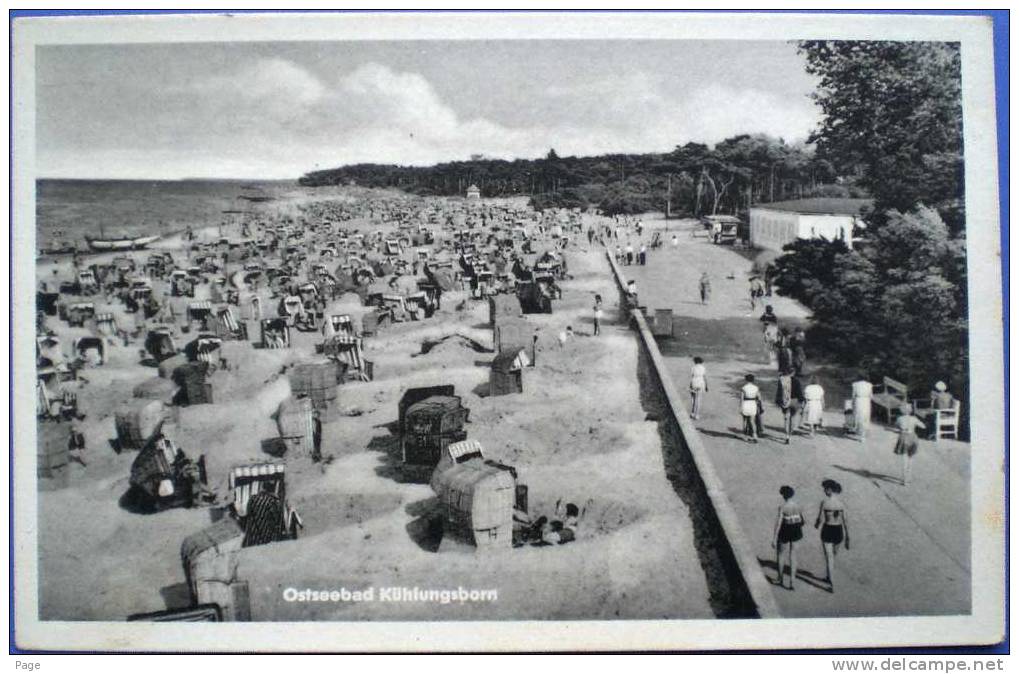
[
  {"x1": 689, "y1": 356, "x2": 708, "y2": 420},
  {"x1": 772, "y1": 485, "x2": 804, "y2": 590},
  {"x1": 739, "y1": 374, "x2": 761, "y2": 443},
  {"x1": 894, "y1": 403, "x2": 926, "y2": 486},
  {"x1": 775, "y1": 370, "x2": 801, "y2": 444},
  {"x1": 814, "y1": 479, "x2": 850, "y2": 592}
]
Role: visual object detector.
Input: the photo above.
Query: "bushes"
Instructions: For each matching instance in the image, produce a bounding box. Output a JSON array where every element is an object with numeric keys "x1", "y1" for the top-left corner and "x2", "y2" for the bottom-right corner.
[
  {"x1": 773, "y1": 206, "x2": 969, "y2": 432},
  {"x1": 598, "y1": 185, "x2": 656, "y2": 216},
  {"x1": 529, "y1": 187, "x2": 590, "y2": 212}
]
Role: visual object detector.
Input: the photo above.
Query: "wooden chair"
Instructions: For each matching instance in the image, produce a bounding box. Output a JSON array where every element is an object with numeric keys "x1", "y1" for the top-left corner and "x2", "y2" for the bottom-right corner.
[{"x1": 913, "y1": 397, "x2": 962, "y2": 441}]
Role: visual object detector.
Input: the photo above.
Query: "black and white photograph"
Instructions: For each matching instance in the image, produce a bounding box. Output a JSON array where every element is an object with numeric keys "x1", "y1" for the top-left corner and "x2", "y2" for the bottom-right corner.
[{"x1": 11, "y1": 10, "x2": 1006, "y2": 653}]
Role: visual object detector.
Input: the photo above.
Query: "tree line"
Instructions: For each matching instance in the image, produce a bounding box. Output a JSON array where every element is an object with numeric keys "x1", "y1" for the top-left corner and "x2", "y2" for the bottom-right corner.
[
  {"x1": 299, "y1": 138, "x2": 851, "y2": 217},
  {"x1": 774, "y1": 40, "x2": 968, "y2": 433},
  {"x1": 300, "y1": 39, "x2": 970, "y2": 433}
]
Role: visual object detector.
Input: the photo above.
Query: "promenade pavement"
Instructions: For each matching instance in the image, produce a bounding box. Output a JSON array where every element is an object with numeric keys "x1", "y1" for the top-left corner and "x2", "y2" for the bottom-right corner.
[{"x1": 614, "y1": 220, "x2": 970, "y2": 617}]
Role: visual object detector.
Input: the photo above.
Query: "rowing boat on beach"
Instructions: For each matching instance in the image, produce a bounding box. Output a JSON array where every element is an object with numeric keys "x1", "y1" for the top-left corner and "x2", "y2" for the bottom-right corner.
[{"x1": 85, "y1": 234, "x2": 160, "y2": 252}]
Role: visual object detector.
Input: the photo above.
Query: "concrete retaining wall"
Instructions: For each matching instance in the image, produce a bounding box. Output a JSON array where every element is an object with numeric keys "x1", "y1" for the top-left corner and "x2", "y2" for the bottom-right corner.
[{"x1": 607, "y1": 252, "x2": 780, "y2": 619}]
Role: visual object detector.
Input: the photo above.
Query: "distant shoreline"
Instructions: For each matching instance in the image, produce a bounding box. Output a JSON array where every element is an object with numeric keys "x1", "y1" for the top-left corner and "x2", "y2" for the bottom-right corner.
[{"x1": 36, "y1": 177, "x2": 299, "y2": 184}]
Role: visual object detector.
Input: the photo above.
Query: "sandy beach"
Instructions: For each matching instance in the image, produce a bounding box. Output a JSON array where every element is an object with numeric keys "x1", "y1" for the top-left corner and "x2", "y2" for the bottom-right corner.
[{"x1": 36, "y1": 191, "x2": 718, "y2": 621}]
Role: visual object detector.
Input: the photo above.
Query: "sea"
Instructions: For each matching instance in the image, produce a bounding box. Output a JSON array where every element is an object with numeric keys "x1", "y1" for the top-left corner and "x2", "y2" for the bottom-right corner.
[{"x1": 35, "y1": 179, "x2": 299, "y2": 251}]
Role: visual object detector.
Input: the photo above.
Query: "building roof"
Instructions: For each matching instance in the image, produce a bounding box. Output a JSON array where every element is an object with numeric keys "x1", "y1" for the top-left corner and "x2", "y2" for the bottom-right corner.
[{"x1": 751, "y1": 198, "x2": 873, "y2": 216}]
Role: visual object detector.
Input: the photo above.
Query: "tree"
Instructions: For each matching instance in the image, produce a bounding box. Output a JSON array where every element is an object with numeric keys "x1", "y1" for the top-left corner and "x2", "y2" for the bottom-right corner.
[
  {"x1": 798, "y1": 40, "x2": 964, "y2": 233},
  {"x1": 773, "y1": 206, "x2": 968, "y2": 432},
  {"x1": 299, "y1": 135, "x2": 838, "y2": 214}
]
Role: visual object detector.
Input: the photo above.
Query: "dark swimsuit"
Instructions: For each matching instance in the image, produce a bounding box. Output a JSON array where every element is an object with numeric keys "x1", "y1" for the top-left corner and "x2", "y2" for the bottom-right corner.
[
  {"x1": 778, "y1": 513, "x2": 804, "y2": 543},
  {"x1": 821, "y1": 508, "x2": 845, "y2": 544}
]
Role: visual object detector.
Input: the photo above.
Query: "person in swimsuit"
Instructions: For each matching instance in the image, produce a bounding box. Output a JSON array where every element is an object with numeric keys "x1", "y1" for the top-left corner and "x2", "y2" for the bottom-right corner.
[
  {"x1": 772, "y1": 485, "x2": 804, "y2": 590},
  {"x1": 775, "y1": 370, "x2": 801, "y2": 444},
  {"x1": 689, "y1": 356, "x2": 708, "y2": 420},
  {"x1": 814, "y1": 479, "x2": 850, "y2": 592},
  {"x1": 894, "y1": 403, "x2": 926, "y2": 485},
  {"x1": 740, "y1": 374, "x2": 761, "y2": 443}
]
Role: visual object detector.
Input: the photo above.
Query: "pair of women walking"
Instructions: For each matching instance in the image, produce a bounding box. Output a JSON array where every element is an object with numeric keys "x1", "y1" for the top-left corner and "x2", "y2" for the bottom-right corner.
[{"x1": 772, "y1": 480, "x2": 850, "y2": 592}]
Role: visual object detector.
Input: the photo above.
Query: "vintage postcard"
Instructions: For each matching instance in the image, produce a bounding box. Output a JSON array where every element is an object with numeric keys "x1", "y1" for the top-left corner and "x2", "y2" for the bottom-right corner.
[{"x1": 11, "y1": 10, "x2": 1005, "y2": 652}]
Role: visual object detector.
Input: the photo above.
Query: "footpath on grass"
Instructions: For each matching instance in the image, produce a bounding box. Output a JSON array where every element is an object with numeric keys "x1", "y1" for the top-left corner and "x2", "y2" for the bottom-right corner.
[{"x1": 615, "y1": 220, "x2": 970, "y2": 618}]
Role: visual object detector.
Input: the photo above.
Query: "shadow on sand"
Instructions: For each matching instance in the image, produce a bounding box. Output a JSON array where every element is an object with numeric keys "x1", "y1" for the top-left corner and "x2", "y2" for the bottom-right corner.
[{"x1": 831, "y1": 463, "x2": 903, "y2": 486}]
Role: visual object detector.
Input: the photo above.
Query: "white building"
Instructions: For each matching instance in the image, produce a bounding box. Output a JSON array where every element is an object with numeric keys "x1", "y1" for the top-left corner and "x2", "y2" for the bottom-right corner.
[
  {"x1": 465, "y1": 184, "x2": 481, "y2": 200},
  {"x1": 749, "y1": 198, "x2": 871, "y2": 252}
]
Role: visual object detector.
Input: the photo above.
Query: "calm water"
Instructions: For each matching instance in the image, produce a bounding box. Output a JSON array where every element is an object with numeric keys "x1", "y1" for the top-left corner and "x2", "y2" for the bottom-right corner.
[{"x1": 35, "y1": 179, "x2": 296, "y2": 248}]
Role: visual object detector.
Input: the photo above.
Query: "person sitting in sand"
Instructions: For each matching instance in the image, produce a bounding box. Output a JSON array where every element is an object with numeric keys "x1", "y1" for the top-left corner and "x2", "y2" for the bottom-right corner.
[
  {"x1": 549, "y1": 520, "x2": 575, "y2": 544},
  {"x1": 68, "y1": 421, "x2": 86, "y2": 466}
]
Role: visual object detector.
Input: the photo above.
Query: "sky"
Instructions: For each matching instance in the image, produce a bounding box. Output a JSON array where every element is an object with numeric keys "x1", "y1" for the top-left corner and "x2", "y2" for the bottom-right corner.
[{"x1": 36, "y1": 40, "x2": 822, "y2": 180}]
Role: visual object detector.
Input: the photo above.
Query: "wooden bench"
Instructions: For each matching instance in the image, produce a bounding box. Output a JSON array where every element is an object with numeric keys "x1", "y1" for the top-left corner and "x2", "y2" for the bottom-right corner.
[{"x1": 872, "y1": 376, "x2": 909, "y2": 424}]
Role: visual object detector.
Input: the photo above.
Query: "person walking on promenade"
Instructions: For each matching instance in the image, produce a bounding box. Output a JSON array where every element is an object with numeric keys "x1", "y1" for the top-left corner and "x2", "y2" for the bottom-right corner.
[
  {"x1": 764, "y1": 265, "x2": 775, "y2": 297},
  {"x1": 815, "y1": 479, "x2": 849, "y2": 592},
  {"x1": 760, "y1": 305, "x2": 780, "y2": 350},
  {"x1": 802, "y1": 375, "x2": 825, "y2": 436},
  {"x1": 772, "y1": 485, "x2": 805, "y2": 590},
  {"x1": 775, "y1": 370, "x2": 801, "y2": 444},
  {"x1": 638, "y1": 243, "x2": 647, "y2": 266},
  {"x1": 894, "y1": 404, "x2": 926, "y2": 485},
  {"x1": 689, "y1": 356, "x2": 708, "y2": 420},
  {"x1": 740, "y1": 374, "x2": 762, "y2": 443},
  {"x1": 791, "y1": 328, "x2": 808, "y2": 375},
  {"x1": 749, "y1": 276, "x2": 765, "y2": 311},
  {"x1": 625, "y1": 242, "x2": 634, "y2": 266},
  {"x1": 698, "y1": 272, "x2": 711, "y2": 304},
  {"x1": 592, "y1": 296, "x2": 603, "y2": 336},
  {"x1": 671, "y1": 233, "x2": 679, "y2": 250},
  {"x1": 776, "y1": 330, "x2": 794, "y2": 374},
  {"x1": 850, "y1": 376, "x2": 874, "y2": 442}
]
